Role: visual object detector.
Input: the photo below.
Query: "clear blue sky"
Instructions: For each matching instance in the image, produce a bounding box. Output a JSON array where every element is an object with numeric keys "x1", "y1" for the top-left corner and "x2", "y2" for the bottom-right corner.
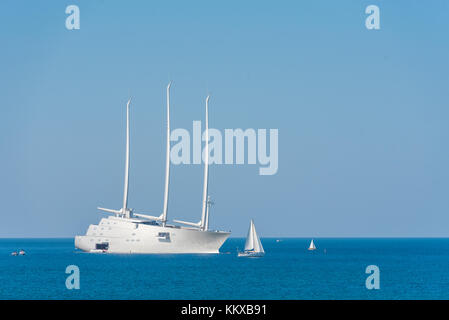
[{"x1": 1, "y1": 1, "x2": 448, "y2": 237}]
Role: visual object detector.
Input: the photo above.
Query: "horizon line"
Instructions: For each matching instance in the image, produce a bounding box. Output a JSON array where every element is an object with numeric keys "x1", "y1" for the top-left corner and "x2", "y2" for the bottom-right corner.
[{"x1": 2, "y1": 236, "x2": 449, "y2": 239}]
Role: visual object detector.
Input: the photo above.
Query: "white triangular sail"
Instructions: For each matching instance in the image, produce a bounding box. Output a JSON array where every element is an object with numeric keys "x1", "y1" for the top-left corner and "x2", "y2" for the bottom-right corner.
[
  {"x1": 308, "y1": 239, "x2": 316, "y2": 250},
  {"x1": 244, "y1": 221, "x2": 255, "y2": 251},
  {"x1": 252, "y1": 221, "x2": 264, "y2": 253},
  {"x1": 244, "y1": 220, "x2": 264, "y2": 253}
]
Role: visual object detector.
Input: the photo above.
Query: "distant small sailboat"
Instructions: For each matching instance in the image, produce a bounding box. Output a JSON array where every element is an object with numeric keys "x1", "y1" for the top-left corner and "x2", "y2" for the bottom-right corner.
[
  {"x1": 308, "y1": 239, "x2": 316, "y2": 251},
  {"x1": 11, "y1": 249, "x2": 26, "y2": 256},
  {"x1": 238, "y1": 220, "x2": 265, "y2": 257}
]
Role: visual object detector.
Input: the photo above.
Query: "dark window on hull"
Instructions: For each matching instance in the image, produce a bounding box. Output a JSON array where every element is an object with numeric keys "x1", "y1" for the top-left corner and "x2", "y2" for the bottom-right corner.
[
  {"x1": 157, "y1": 232, "x2": 170, "y2": 242},
  {"x1": 96, "y1": 242, "x2": 109, "y2": 250}
]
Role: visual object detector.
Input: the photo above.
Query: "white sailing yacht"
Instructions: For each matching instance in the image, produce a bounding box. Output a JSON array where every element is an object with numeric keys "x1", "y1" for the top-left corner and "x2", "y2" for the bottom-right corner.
[
  {"x1": 75, "y1": 84, "x2": 230, "y2": 254},
  {"x1": 238, "y1": 220, "x2": 265, "y2": 257},
  {"x1": 308, "y1": 239, "x2": 316, "y2": 251}
]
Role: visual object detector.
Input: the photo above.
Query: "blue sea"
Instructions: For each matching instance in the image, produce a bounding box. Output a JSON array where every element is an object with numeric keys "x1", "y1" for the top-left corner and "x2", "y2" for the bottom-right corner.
[{"x1": 1, "y1": 238, "x2": 449, "y2": 300}]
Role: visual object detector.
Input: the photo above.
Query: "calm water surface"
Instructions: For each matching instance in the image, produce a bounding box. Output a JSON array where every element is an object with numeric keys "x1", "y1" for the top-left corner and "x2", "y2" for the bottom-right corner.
[{"x1": 1, "y1": 238, "x2": 448, "y2": 299}]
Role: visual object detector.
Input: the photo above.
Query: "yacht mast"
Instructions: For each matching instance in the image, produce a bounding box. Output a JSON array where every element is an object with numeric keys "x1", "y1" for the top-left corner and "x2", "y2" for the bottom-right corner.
[
  {"x1": 97, "y1": 98, "x2": 132, "y2": 217},
  {"x1": 161, "y1": 82, "x2": 171, "y2": 226},
  {"x1": 122, "y1": 98, "x2": 131, "y2": 218},
  {"x1": 205, "y1": 195, "x2": 213, "y2": 231},
  {"x1": 172, "y1": 94, "x2": 215, "y2": 230},
  {"x1": 200, "y1": 95, "x2": 210, "y2": 230}
]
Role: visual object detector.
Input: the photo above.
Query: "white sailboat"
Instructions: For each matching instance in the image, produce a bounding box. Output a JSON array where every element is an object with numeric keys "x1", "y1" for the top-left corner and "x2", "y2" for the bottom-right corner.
[
  {"x1": 308, "y1": 239, "x2": 316, "y2": 251},
  {"x1": 75, "y1": 84, "x2": 230, "y2": 254},
  {"x1": 238, "y1": 220, "x2": 265, "y2": 257}
]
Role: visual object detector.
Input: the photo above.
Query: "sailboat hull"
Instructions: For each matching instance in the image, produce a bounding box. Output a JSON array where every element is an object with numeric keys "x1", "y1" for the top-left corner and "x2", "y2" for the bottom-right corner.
[
  {"x1": 75, "y1": 216, "x2": 230, "y2": 254},
  {"x1": 237, "y1": 251, "x2": 265, "y2": 257}
]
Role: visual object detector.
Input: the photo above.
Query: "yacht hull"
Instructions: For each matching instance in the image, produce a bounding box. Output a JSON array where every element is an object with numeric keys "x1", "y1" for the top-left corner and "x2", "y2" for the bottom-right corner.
[{"x1": 75, "y1": 216, "x2": 230, "y2": 254}]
